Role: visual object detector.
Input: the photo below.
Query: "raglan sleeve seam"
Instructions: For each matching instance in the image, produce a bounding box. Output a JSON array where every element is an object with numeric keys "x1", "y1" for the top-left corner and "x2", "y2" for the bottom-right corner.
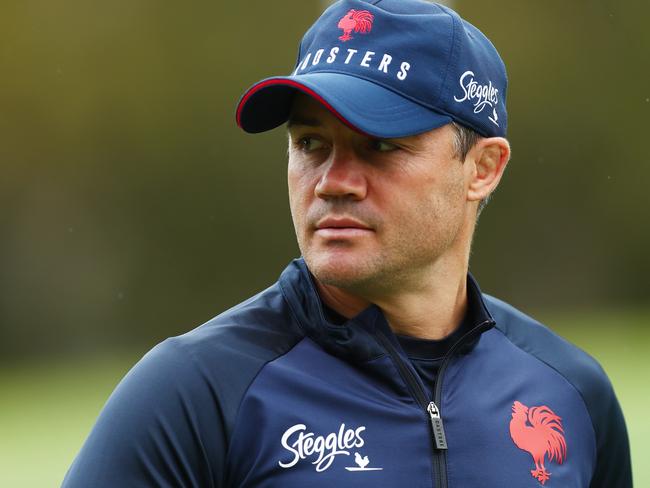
[
  {"x1": 158, "y1": 336, "x2": 222, "y2": 486},
  {"x1": 493, "y1": 327, "x2": 600, "y2": 478},
  {"x1": 222, "y1": 335, "x2": 306, "y2": 466}
]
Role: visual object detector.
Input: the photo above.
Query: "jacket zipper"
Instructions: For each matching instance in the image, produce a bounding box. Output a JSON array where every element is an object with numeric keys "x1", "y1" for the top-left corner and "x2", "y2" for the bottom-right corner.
[{"x1": 374, "y1": 319, "x2": 494, "y2": 488}]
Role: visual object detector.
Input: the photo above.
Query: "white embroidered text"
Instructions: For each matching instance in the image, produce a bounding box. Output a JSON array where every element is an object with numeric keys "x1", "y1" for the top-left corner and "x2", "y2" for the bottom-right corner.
[
  {"x1": 454, "y1": 70, "x2": 500, "y2": 126},
  {"x1": 279, "y1": 423, "x2": 365, "y2": 472}
]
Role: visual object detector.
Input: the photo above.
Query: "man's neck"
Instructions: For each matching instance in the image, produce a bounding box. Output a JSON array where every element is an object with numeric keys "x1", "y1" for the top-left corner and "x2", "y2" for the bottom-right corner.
[{"x1": 315, "y1": 267, "x2": 468, "y2": 341}]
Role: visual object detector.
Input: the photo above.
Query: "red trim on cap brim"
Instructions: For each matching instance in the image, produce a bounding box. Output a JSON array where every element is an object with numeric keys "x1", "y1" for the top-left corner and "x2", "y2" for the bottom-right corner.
[{"x1": 236, "y1": 78, "x2": 367, "y2": 135}]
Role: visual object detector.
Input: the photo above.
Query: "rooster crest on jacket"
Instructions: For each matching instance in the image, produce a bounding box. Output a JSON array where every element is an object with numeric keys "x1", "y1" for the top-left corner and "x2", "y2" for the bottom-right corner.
[{"x1": 509, "y1": 400, "x2": 567, "y2": 485}]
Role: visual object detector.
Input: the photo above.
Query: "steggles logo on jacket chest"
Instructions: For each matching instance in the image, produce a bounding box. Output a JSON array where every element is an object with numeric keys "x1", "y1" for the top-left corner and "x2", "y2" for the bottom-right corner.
[{"x1": 279, "y1": 423, "x2": 382, "y2": 473}]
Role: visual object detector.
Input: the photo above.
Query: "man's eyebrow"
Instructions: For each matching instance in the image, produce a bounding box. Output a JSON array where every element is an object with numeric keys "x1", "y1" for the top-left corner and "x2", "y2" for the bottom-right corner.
[{"x1": 286, "y1": 115, "x2": 322, "y2": 128}]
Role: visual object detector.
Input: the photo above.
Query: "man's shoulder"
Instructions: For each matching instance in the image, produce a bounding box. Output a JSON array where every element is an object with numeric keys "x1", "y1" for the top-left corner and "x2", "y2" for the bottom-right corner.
[
  {"x1": 163, "y1": 281, "x2": 305, "y2": 374},
  {"x1": 129, "y1": 281, "x2": 305, "y2": 408},
  {"x1": 483, "y1": 294, "x2": 607, "y2": 380},
  {"x1": 62, "y1": 283, "x2": 306, "y2": 487},
  {"x1": 482, "y1": 294, "x2": 615, "y2": 412},
  {"x1": 120, "y1": 281, "x2": 305, "y2": 436}
]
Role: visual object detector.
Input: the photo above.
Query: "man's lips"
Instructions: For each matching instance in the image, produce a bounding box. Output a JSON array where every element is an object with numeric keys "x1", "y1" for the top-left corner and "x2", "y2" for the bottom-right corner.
[
  {"x1": 314, "y1": 217, "x2": 374, "y2": 238},
  {"x1": 316, "y1": 217, "x2": 372, "y2": 230}
]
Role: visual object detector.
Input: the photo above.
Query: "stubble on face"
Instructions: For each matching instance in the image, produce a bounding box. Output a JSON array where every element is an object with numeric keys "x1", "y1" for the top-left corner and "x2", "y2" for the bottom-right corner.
[
  {"x1": 287, "y1": 97, "x2": 469, "y2": 300},
  {"x1": 297, "y1": 184, "x2": 466, "y2": 298}
]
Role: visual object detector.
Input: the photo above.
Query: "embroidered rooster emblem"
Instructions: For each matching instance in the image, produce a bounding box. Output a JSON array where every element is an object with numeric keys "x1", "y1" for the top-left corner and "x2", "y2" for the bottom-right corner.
[
  {"x1": 509, "y1": 401, "x2": 567, "y2": 485},
  {"x1": 337, "y1": 9, "x2": 374, "y2": 42}
]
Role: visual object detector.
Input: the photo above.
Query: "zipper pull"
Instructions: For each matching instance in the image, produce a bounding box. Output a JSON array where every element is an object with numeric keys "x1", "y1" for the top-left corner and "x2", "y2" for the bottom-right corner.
[{"x1": 427, "y1": 401, "x2": 448, "y2": 450}]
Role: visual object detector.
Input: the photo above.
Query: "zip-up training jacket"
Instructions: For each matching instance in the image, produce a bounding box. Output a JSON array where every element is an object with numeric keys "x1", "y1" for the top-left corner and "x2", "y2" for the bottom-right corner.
[{"x1": 63, "y1": 259, "x2": 632, "y2": 487}]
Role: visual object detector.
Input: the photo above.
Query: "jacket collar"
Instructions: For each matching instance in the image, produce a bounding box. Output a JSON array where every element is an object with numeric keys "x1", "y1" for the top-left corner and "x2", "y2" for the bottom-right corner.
[{"x1": 278, "y1": 258, "x2": 494, "y2": 362}]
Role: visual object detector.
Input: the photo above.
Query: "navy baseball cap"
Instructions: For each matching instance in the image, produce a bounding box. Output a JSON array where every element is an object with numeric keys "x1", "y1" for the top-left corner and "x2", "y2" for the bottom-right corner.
[{"x1": 236, "y1": 0, "x2": 508, "y2": 138}]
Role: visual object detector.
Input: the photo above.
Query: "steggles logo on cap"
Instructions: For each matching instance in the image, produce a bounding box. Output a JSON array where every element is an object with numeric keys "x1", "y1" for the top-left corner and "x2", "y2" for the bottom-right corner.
[
  {"x1": 454, "y1": 70, "x2": 501, "y2": 127},
  {"x1": 337, "y1": 9, "x2": 374, "y2": 42}
]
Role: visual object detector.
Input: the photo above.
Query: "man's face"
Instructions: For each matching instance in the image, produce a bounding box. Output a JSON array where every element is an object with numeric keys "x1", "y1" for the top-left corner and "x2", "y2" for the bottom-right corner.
[{"x1": 287, "y1": 94, "x2": 473, "y2": 296}]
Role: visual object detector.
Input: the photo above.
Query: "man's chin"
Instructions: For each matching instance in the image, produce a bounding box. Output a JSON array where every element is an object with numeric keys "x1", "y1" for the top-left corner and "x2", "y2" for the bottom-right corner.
[{"x1": 303, "y1": 251, "x2": 379, "y2": 290}]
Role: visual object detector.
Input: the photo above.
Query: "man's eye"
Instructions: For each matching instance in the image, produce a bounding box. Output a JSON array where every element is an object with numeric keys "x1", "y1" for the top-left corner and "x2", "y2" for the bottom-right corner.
[
  {"x1": 370, "y1": 139, "x2": 399, "y2": 152},
  {"x1": 297, "y1": 137, "x2": 325, "y2": 152}
]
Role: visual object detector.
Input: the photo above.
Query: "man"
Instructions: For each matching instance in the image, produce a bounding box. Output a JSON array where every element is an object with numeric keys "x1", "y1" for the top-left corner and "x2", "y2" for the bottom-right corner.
[{"x1": 63, "y1": 1, "x2": 632, "y2": 487}]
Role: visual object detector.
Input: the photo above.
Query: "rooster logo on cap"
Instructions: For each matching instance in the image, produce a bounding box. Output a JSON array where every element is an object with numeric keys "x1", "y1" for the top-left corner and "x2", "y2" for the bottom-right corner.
[{"x1": 337, "y1": 9, "x2": 374, "y2": 42}]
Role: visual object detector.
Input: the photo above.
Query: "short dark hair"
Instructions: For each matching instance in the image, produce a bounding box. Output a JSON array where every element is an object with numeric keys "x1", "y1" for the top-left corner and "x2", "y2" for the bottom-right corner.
[
  {"x1": 450, "y1": 122, "x2": 490, "y2": 214},
  {"x1": 450, "y1": 121, "x2": 481, "y2": 162}
]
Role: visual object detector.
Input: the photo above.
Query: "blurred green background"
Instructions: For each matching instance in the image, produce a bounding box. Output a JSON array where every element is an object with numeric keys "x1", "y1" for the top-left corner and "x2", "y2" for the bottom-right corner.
[{"x1": 0, "y1": 0, "x2": 648, "y2": 486}]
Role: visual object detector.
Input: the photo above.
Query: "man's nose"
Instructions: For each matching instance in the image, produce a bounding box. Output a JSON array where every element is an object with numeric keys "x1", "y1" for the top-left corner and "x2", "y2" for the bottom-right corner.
[{"x1": 314, "y1": 150, "x2": 367, "y2": 200}]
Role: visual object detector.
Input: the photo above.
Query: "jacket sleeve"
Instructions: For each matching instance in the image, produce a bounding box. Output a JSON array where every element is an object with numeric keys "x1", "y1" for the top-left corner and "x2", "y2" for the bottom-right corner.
[
  {"x1": 589, "y1": 382, "x2": 632, "y2": 488},
  {"x1": 62, "y1": 338, "x2": 225, "y2": 488}
]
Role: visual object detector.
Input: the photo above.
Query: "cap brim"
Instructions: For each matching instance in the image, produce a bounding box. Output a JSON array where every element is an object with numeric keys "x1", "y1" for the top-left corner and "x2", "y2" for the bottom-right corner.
[{"x1": 236, "y1": 72, "x2": 452, "y2": 139}]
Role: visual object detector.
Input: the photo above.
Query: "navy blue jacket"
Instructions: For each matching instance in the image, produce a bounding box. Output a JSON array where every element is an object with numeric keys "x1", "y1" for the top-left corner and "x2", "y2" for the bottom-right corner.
[{"x1": 63, "y1": 259, "x2": 631, "y2": 487}]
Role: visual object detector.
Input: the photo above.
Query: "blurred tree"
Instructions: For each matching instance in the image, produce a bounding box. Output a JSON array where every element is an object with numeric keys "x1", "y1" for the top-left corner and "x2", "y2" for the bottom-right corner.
[{"x1": 0, "y1": 0, "x2": 647, "y2": 360}]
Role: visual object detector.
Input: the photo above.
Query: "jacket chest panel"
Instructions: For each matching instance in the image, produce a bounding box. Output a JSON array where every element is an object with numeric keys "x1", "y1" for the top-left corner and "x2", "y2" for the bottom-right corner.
[
  {"x1": 226, "y1": 338, "x2": 434, "y2": 487},
  {"x1": 226, "y1": 331, "x2": 597, "y2": 487},
  {"x1": 440, "y1": 330, "x2": 596, "y2": 487}
]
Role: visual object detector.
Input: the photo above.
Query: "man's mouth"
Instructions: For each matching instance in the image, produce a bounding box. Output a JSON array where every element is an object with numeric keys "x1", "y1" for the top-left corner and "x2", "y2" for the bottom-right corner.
[{"x1": 314, "y1": 217, "x2": 374, "y2": 238}]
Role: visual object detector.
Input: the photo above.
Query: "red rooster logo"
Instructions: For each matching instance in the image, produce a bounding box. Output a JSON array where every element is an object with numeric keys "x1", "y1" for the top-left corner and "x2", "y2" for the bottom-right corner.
[
  {"x1": 337, "y1": 9, "x2": 374, "y2": 42},
  {"x1": 509, "y1": 401, "x2": 567, "y2": 485}
]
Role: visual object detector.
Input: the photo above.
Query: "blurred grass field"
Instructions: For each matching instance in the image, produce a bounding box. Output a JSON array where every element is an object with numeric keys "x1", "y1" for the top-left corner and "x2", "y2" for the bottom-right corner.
[{"x1": 0, "y1": 309, "x2": 648, "y2": 487}]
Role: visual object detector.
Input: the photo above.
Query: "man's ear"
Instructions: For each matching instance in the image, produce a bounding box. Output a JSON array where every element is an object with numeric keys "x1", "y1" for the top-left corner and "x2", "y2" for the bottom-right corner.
[{"x1": 467, "y1": 137, "x2": 511, "y2": 202}]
